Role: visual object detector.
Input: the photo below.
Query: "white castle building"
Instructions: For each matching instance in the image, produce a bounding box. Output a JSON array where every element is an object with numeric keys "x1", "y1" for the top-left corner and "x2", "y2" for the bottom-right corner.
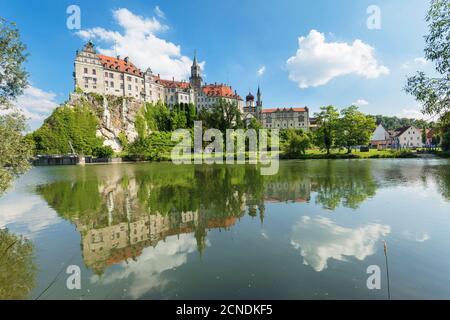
[
  {"x1": 74, "y1": 41, "x2": 243, "y2": 110},
  {"x1": 243, "y1": 86, "x2": 310, "y2": 130}
]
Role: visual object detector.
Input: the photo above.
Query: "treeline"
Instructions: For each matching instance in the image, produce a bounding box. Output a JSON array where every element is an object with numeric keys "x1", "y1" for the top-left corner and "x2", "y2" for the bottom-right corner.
[
  {"x1": 369, "y1": 114, "x2": 433, "y2": 130},
  {"x1": 281, "y1": 105, "x2": 376, "y2": 158}
]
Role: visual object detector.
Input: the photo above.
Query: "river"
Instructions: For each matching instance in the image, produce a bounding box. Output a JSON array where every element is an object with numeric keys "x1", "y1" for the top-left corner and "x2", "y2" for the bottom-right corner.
[{"x1": 1, "y1": 159, "x2": 449, "y2": 299}]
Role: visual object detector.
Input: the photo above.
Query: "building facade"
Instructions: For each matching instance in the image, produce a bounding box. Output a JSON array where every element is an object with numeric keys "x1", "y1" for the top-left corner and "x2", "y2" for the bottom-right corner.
[
  {"x1": 370, "y1": 124, "x2": 423, "y2": 149},
  {"x1": 74, "y1": 41, "x2": 242, "y2": 110}
]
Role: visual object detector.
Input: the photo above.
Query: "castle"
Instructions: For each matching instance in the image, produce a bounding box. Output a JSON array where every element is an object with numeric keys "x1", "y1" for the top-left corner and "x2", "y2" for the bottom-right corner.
[
  {"x1": 74, "y1": 41, "x2": 243, "y2": 111},
  {"x1": 243, "y1": 86, "x2": 309, "y2": 130},
  {"x1": 74, "y1": 41, "x2": 309, "y2": 130}
]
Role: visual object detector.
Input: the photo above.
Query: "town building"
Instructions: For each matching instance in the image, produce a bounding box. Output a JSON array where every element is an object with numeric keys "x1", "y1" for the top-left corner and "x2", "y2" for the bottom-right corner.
[
  {"x1": 390, "y1": 126, "x2": 423, "y2": 148},
  {"x1": 370, "y1": 124, "x2": 393, "y2": 149},
  {"x1": 74, "y1": 41, "x2": 242, "y2": 110},
  {"x1": 370, "y1": 124, "x2": 423, "y2": 149}
]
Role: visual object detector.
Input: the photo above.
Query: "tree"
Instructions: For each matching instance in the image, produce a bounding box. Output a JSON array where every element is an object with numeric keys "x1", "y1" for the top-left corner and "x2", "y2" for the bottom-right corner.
[
  {"x1": 313, "y1": 106, "x2": 339, "y2": 154},
  {"x1": 32, "y1": 104, "x2": 103, "y2": 155},
  {"x1": 285, "y1": 129, "x2": 311, "y2": 158},
  {"x1": 0, "y1": 18, "x2": 31, "y2": 195},
  {"x1": 248, "y1": 117, "x2": 262, "y2": 130},
  {"x1": 335, "y1": 106, "x2": 376, "y2": 153},
  {"x1": 197, "y1": 99, "x2": 243, "y2": 131},
  {"x1": 405, "y1": 0, "x2": 449, "y2": 149},
  {"x1": 0, "y1": 18, "x2": 28, "y2": 109}
]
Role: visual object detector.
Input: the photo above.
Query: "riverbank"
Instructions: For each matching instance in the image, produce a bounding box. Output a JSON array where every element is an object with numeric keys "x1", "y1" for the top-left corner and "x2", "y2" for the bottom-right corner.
[{"x1": 32, "y1": 149, "x2": 448, "y2": 166}]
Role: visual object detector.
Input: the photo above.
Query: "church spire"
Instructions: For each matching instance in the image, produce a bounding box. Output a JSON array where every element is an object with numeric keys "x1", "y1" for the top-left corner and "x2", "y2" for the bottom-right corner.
[
  {"x1": 256, "y1": 85, "x2": 262, "y2": 107},
  {"x1": 193, "y1": 49, "x2": 198, "y2": 66}
]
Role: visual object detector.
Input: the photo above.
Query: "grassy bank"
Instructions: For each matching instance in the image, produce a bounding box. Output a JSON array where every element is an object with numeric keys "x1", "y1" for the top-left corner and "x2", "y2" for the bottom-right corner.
[{"x1": 281, "y1": 148, "x2": 418, "y2": 160}]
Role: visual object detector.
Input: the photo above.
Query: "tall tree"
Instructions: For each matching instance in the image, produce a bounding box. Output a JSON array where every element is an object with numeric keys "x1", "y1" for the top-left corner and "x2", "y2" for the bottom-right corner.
[
  {"x1": 0, "y1": 18, "x2": 31, "y2": 195},
  {"x1": 0, "y1": 18, "x2": 28, "y2": 109},
  {"x1": 335, "y1": 106, "x2": 376, "y2": 153},
  {"x1": 313, "y1": 106, "x2": 339, "y2": 154},
  {"x1": 405, "y1": 0, "x2": 449, "y2": 149}
]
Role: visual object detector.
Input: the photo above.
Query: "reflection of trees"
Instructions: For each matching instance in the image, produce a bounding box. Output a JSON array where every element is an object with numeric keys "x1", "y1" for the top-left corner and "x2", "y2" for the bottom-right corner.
[
  {"x1": 35, "y1": 161, "x2": 381, "y2": 272},
  {"x1": 432, "y1": 164, "x2": 450, "y2": 200},
  {"x1": 308, "y1": 161, "x2": 377, "y2": 210},
  {"x1": 0, "y1": 228, "x2": 36, "y2": 299}
]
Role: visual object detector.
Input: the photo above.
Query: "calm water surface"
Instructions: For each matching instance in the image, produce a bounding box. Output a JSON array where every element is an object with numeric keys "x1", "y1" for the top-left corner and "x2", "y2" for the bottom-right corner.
[{"x1": 1, "y1": 159, "x2": 450, "y2": 299}]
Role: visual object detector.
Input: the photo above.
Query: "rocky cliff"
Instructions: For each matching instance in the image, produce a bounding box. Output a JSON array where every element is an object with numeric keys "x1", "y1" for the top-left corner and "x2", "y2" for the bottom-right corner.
[{"x1": 68, "y1": 93, "x2": 142, "y2": 152}]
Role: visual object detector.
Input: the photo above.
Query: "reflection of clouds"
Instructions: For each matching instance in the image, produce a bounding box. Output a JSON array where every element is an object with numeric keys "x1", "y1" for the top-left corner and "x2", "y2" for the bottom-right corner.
[
  {"x1": 403, "y1": 231, "x2": 430, "y2": 243},
  {"x1": 291, "y1": 216, "x2": 390, "y2": 272},
  {"x1": 0, "y1": 195, "x2": 59, "y2": 238},
  {"x1": 92, "y1": 233, "x2": 199, "y2": 299}
]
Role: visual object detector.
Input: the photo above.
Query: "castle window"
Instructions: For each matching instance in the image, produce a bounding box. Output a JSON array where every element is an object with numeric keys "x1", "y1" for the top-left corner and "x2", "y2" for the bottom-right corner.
[
  {"x1": 84, "y1": 68, "x2": 88, "y2": 74},
  {"x1": 127, "y1": 76, "x2": 131, "y2": 81},
  {"x1": 92, "y1": 69, "x2": 96, "y2": 75},
  {"x1": 110, "y1": 81, "x2": 114, "y2": 88},
  {"x1": 105, "y1": 72, "x2": 108, "y2": 77},
  {"x1": 109, "y1": 73, "x2": 113, "y2": 79},
  {"x1": 128, "y1": 84, "x2": 131, "y2": 90}
]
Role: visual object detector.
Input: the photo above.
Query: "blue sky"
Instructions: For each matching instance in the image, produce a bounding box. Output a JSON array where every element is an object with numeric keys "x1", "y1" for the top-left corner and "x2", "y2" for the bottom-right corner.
[{"x1": 0, "y1": 0, "x2": 436, "y2": 129}]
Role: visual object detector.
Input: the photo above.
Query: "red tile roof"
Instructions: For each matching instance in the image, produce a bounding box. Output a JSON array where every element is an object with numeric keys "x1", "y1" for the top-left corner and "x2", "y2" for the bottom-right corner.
[
  {"x1": 262, "y1": 107, "x2": 307, "y2": 113},
  {"x1": 158, "y1": 79, "x2": 191, "y2": 89},
  {"x1": 97, "y1": 54, "x2": 143, "y2": 76},
  {"x1": 202, "y1": 84, "x2": 241, "y2": 100}
]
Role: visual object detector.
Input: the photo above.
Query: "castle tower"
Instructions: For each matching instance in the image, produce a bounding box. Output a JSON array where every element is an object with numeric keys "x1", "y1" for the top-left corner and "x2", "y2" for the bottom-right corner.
[
  {"x1": 256, "y1": 85, "x2": 262, "y2": 114},
  {"x1": 189, "y1": 50, "x2": 203, "y2": 92}
]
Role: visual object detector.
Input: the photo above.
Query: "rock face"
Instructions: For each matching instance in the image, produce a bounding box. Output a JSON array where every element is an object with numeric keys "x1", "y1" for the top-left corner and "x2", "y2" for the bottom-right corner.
[{"x1": 69, "y1": 93, "x2": 142, "y2": 152}]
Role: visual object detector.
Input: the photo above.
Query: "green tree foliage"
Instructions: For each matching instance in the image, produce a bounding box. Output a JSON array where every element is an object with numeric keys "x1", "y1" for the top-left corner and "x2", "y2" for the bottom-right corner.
[
  {"x1": 0, "y1": 18, "x2": 28, "y2": 109},
  {"x1": 335, "y1": 106, "x2": 376, "y2": 153},
  {"x1": 0, "y1": 113, "x2": 33, "y2": 194},
  {"x1": 136, "y1": 101, "x2": 196, "y2": 135},
  {"x1": 0, "y1": 228, "x2": 36, "y2": 299},
  {"x1": 405, "y1": 0, "x2": 449, "y2": 149},
  {"x1": 197, "y1": 99, "x2": 244, "y2": 131},
  {"x1": 284, "y1": 129, "x2": 311, "y2": 158},
  {"x1": 370, "y1": 115, "x2": 433, "y2": 130},
  {"x1": 127, "y1": 132, "x2": 176, "y2": 161},
  {"x1": 32, "y1": 104, "x2": 103, "y2": 155},
  {"x1": 313, "y1": 106, "x2": 340, "y2": 154},
  {"x1": 0, "y1": 18, "x2": 31, "y2": 195},
  {"x1": 248, "y1": 117, "x2": 263, "y2": 130}
]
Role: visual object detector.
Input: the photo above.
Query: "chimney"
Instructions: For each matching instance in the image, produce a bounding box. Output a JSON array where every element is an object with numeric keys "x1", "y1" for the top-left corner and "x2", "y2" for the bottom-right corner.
[
  {"x1": 124, "y1": 56, "x2": 129, "y2": 63},
  {"x1": 117, "y1": 55, "x2": 120, "y2": 60}
]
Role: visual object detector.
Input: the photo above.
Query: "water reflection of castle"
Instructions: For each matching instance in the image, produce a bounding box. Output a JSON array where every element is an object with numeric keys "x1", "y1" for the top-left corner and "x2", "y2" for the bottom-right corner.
[{"x1": 37, "y1": 162, "x2": 388, "y2": 274}]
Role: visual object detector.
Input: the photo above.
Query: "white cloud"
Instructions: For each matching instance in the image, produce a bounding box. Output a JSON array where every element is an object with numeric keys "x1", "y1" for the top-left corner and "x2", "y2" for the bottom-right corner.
[
  {"x1": 8, "y1": 85, "x2": 59, "y2": 129},
  {"x1": 401, "y1": 57, "x2": 428, "y2": 69},
  {"x1": 76, "y1": 8, "x2": 202, "y2": 80},
  {"x1": 93, "y1": 233, "x2": 199, "y2": 299},
  {"x1": 154, "y1": 6, "x2": 165, "y2": 19},
  {"x1": 352, "y1": 99, "x2": 369, "y2": 106},
  {"x1": 0, "y1": 195, "x2": 60, "y2": 239},
  {"x1": 286, "y1": 30, "x2": 389, "y2": 89},
  {"x1": 291, "y1": 216, "x2": 390, "y2": 272},
  {"x1": 257, "y1": 66, "x2": 266, "y2": 76}
]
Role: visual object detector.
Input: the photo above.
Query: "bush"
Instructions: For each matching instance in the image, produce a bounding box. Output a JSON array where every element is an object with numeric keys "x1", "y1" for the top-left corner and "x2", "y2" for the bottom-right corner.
[{"x1": 93, "y1": 145, "x2": 114, "y2": 158}]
